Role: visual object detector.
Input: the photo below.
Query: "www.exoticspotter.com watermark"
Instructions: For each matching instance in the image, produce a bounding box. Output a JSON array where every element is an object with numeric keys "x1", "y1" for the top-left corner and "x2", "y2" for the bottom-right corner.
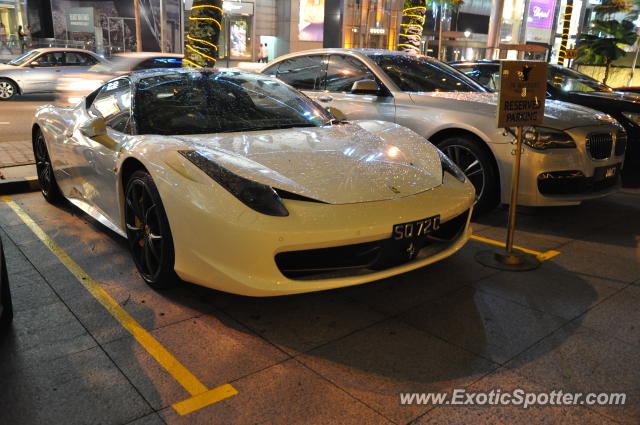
[{"x1": 399, "y1": 389, "x2": 627, "y2": 408}]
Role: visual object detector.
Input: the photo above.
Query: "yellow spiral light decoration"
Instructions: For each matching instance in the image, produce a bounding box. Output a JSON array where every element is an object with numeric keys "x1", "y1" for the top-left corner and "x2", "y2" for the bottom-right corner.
[{"x1": 184, "y1": 0, "x2": 224, "y2": 68}]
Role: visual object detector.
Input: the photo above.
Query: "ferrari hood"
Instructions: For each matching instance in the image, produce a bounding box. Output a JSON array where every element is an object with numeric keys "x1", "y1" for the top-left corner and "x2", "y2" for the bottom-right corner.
[
  {"x1": 170, "y1": 121, "x2": 443, "y2": 204},
  {"x1": 409, "y1": 92, "x2": 606, "y2": 130}
]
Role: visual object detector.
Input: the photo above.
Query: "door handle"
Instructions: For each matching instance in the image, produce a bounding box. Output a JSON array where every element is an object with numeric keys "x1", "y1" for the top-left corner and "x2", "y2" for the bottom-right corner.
[{"x1": 317, "y1": 95, "x2": 333, "y2": 103}]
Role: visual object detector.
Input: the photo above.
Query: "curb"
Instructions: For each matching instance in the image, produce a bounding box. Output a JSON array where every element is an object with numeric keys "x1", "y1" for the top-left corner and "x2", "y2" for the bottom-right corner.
[{"x1": 0, "y1": 177, "x2": 39, "y2": 195}]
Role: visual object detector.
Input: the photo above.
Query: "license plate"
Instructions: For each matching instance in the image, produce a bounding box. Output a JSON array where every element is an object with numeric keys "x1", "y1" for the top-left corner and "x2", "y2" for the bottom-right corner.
[
  {"x1": 393, "y1": 215, "x2": 441, "y2": 240},
  {"x1": 593, "y1": 163, "x2": 620, "y2": 181}
]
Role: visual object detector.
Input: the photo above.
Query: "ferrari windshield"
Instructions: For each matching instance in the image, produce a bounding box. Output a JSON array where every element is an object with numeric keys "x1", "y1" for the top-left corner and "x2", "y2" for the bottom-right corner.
[
  {"x1": 6, "y1": 50, "x2": 41, "y2": 66},
  {"x1": 548, "y1": 66, "x2": 612, "y2": 93},
  {"x1": 135, "y1": 70, "x2": 334, "y2": 135},
  {"x1": 369, "y1": 54, "x2": 487, "y2": 93}
]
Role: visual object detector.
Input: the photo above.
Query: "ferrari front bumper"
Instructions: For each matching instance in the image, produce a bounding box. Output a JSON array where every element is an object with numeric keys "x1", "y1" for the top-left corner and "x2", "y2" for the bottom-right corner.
[{"x1": 157, "y1": 171, "x2": 475, "y2": 296}]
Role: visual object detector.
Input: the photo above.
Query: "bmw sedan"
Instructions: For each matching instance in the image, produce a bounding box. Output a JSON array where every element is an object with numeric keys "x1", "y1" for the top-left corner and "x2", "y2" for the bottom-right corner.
[
  {"x1": 0, "y1": 48, "x2": 105, "y2": 100},
  {"x1": 32, "y1": 68, "x2": 475, "y2": 296},
  {"x1": 263, "y1": 49, "x2": 626, "y2": 213},
  {"x1": 451, "y1": 60, "x2": 640, "y2": 186}
]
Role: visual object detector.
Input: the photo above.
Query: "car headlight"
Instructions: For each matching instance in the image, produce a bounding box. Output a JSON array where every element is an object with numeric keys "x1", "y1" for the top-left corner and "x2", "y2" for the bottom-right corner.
[
  {"x1": 621, "y1": 112, "x2": 640, "y2": 126},
  {"x1": 522, "y1": 127, "x2": 576, "y2": 150},
  {"x1": 438, "y1": 149, "x2": 466, "y2": 182},
  {"x1": 179, "y1": 150, "x2": 289, "y2": 217}
]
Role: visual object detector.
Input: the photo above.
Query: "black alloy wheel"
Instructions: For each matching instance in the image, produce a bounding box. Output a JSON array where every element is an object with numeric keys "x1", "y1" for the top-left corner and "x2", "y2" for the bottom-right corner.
[
  {"x1": 124, "y1": 170, "x2": 177, "y2": 288},
  {"x1": 33, "y1": 130, "x2": 62, "y2": 203},
  {"x1": 439, "y1": 136, "x2": 499, "y2": 214}
]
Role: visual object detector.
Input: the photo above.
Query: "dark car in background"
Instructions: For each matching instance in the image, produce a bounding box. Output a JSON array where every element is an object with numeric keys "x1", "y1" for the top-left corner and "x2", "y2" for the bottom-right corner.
[
  {"x1": 451, "y1": 60, "x2": 640, "y2": 186},
  {"x1": 0, "y1": 237, "x2": 12, "y2": 332}
]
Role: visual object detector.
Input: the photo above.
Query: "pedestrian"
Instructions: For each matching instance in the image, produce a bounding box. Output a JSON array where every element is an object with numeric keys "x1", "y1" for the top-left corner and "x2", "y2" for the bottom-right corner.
[
  {"x1": 0, "y1": 23, "x2": 8, "y2": 53},
  {"x1": 26, "y1": 25, "x2": 32, "y2": 48},
  {"x1": 262, "y1": 43, "x2": 268, "y2": 63},
  {"x1": 257, "y1": 43, "x2": 263, "y2": 63},
  {"x1": 17, "y1": 25, "x2": 26, "y2": 53}
]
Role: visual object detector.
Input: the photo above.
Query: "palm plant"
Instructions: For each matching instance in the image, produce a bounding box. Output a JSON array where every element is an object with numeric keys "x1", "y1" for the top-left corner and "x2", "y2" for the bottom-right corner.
[
  {"x1": 397, "y1": 0, "x2": 464, "y2": 58},
  {"x1": 576, "y1": 19, "x2": 637, "y2": 84},
  {"x1": 183, "y1": 0, "x2": 224, "y2": 68},
  {"x1": 398, "y1": 0, "x2": 428, "y2": 53}
]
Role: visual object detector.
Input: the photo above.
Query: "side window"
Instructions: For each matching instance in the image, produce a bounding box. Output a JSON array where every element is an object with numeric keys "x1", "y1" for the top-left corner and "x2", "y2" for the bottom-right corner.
[
  {"x1": 262, "y1": 63, "x2": 279, "y2": 77},
  {"x1": 65, "y1": 52, "x2": 97, "y2": 66},
  {"x1": 89, "y1": 79, "x2": 132, "y2": 134},
  {"x1": 324, "y1": 55, "x2": 376, "y2": 93},
  {"x1": 478, "y1": 66, "x2": 500, "y2": 91},
  {"x1": 274, "y1": 56, "x2": 323, "y2": 90},
  {"x1": 34, "y1": 52, "x2": 65, "y2": 67},
  {"x1": 134, "y1": 57, "x2": 183, "y2": 70}
]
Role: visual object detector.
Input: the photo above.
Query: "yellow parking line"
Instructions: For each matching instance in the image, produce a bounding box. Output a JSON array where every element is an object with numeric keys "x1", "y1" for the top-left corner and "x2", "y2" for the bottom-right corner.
[
  {"x1": 1, "y1": 196, "x2": 238, "y2": 414},
  {"x1": 173, "y1": 384, "x2": 239, "y2": 415},
  {"x1": 470, "y1": 234, "x2": 560, "y2": 261}
]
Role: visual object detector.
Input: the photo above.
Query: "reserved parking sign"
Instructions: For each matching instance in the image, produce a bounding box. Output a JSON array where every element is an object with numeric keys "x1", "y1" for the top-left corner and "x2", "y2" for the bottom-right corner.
[{"x1": 497, "y1": 61, "x2": 548, "y2": 128}]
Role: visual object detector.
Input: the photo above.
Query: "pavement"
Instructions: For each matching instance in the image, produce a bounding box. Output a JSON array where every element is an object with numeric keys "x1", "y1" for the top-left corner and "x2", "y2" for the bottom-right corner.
[
  {"x1": 0, "y1": 189, "x2": 639, "y2": 425},
  {"x1": 0, "y1": 94, "x2": 55, "y2": 194}
]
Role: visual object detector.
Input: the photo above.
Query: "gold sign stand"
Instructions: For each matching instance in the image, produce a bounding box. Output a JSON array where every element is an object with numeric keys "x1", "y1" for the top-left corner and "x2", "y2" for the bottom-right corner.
[{"x1": 476, "y1": 61, "x2": 546, "y2": 271}]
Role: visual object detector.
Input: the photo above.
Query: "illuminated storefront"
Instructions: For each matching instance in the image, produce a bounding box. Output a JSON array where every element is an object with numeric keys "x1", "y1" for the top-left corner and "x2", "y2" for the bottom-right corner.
[
  {"x1": 0, "y1": 0, "x2": 26, "y2": 48},
  {"x1": 217, "y1": 1, "x2": 254, "y2": 61},
  {"x1": 343, "y1": 0, "x2": 402, "y2": 50}
]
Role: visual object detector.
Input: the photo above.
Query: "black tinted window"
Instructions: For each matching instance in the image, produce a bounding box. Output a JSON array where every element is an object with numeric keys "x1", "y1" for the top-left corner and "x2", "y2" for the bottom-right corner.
[
  {"x1": 35, "y1": 52, "x2": 64, "y2": 67},
  {"x1": 274, "y1": 56, "x2": 323, "y2": 90},
  {"x1": 90, "y1": 79, "x2": 132, "y2": 133},
  {"x1": 135, "y1": 71, "x2": 333, "y2": 136},
  {"x1": 456, "y1": 65, "x2": 499, "y2": 91},
  {"x1": 371, "y1": 55, "x2": 484, "y2": 93},
  {"x1": 65, "y1": 52, "x2": 97, "y2": 66},
  {"x1": 324, "y1": 55, "x2": 376, "y2": 92},
  {"x1": 134, "y1": 57, "x2": 183, "y2": 70}
]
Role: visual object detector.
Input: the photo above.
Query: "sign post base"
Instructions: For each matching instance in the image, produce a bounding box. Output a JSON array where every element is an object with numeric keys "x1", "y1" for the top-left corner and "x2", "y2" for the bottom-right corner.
[{"x1": 475, "y1": 249, "x2": 540, "y2": 271}]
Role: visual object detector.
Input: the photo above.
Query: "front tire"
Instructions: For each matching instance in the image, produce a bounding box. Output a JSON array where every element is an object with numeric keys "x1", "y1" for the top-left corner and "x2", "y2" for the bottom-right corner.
[
  {"x1": 124, "y1": 170, "x2": 177, "y2": 288},
  {"x1": 33, "y1": 129, "x2": 62, "y2": 203},
  {"x1": 0, "y1": 79, "x2": 18, "y2": 101},
  {"x1": 439, "y1": 136, "x2": 499, "y2": 214}
]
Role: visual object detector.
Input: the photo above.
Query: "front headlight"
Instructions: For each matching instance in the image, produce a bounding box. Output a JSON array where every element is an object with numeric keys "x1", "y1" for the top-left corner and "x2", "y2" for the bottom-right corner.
[
  {"x1": 621, "y1": 112, "x2": 640, "y2": 126},
  {"x1": 522, "y1": 127, "x2": 576, "y2": 150},
  {"x1": 179, "y1": 150, "x2": 289, "y2": 217},
  {"x1": 437, "y1": 149, "x2": 466, "y2": 182}
]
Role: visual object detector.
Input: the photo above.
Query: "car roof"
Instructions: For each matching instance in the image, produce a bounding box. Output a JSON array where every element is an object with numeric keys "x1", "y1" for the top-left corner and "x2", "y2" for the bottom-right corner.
[
  {"x1": 33, "y1": 47, "x2": 101, "y2": 55},
  {"x1": 115, "y1": 67, "x2": 255, "y2": 84}
]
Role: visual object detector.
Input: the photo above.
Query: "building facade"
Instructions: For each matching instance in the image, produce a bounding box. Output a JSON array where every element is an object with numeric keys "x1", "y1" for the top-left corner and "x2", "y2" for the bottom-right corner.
[{"x1": 12, "y1": 0, "x2": 620, "y2": 63}]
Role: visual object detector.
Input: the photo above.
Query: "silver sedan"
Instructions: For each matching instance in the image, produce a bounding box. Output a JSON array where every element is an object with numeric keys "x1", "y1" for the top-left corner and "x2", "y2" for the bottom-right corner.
[
  {"x1": 262, "y1": 49, "x2": 626, "y2": 213},
  {"x1": 0, "y1": 48, "x2": 105, "y2": 100}
]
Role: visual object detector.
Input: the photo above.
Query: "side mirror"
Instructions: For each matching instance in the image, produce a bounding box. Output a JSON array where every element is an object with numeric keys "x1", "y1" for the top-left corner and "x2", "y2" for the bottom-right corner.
[
  {"x1": 351, "y1": 79, "x2": 381, "y2": 95},
  {"x1": 79, "y1": 116, "x2": 108, "y2": 138},
  {"x1": 326, "y1": 107, "x2": 347, "y2": 122},
  {"x1": 29, "y1": 61, "x2": 38, "y2": 68}
]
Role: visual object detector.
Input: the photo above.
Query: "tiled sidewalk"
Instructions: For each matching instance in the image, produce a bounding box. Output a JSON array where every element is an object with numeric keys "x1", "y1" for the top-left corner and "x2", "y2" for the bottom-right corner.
[{"x1": 0, "y1": 141, "x2": 34, "y2": 167}]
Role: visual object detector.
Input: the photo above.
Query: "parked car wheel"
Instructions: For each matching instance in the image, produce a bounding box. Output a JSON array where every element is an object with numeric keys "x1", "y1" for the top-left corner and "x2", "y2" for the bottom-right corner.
[
  {"x1": 33, "y1": 129, "x2": 63, "y2": 203},
  {"x1": 439, "y1": 136, "x2": 499, "y2": 214},
  {"x1": 0, "y1": 78, "x2": 18, "y2": 101},
  {"x1": 0, "y1": 238, "x2": 13, "y2": 332},
  {"x1": 124, "y1": 170, "x2": 177, "y2": 289}
]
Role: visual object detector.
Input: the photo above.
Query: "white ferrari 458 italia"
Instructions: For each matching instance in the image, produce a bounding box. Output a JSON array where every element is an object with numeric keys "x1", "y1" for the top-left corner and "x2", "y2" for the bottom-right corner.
[{"x1": 32, "y1": 68, "x2": 475, "y2": 296}]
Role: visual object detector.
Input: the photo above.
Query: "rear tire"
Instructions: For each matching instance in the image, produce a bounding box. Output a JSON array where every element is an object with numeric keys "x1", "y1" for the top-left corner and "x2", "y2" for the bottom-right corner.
[
  {"x1": 33, "y1": 129, "x2": 63, "y2": 203},
  {"x1": 124, "y1": 170, "x2": 177, "y2": 289},
  {"x1": 439, "y1": 136, "x2": 499, "y2": 214},
  {"x1": 0, "y1": 79, "x2": 18, "y2": 101}
]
